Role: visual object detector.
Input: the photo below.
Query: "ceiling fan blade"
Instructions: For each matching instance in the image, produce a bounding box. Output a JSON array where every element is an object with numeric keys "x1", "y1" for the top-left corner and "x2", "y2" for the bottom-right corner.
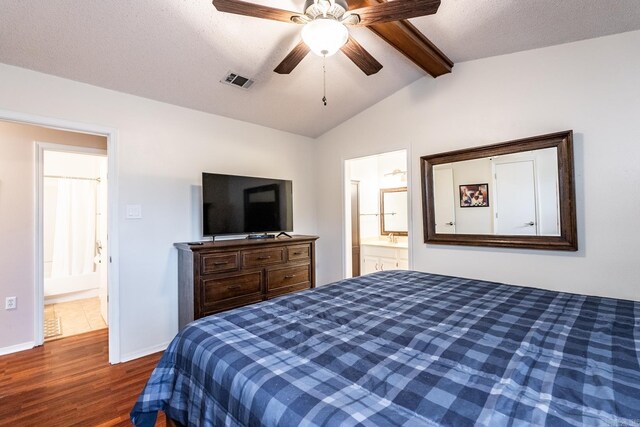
[
  {"x1": 348, "y1": 0, "x2": 441, "y2": 26},
  {"x1": 212, "y1": 0, "x2": 300, "y2": 24},
  {"x1": 345, "y1": 0, "x2": 369, "y2": 8},
  {"x1": 340, "y1": 36, "x2": 382, "y2": 75},
  {"x1": 274, "y1": 41, "x2": 311, "y2": 74}
]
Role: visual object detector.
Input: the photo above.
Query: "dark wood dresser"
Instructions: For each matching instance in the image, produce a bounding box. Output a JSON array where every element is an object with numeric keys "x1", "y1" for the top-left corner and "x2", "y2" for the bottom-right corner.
[{"x1": 175, "y1": 235, "x2": 319, "y2": 329}]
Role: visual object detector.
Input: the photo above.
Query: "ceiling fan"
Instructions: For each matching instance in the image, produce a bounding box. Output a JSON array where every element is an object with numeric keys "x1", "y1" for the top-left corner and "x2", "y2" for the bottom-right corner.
[{"x1": 211, "y1": 0, "x2": 453, "y2": 77}]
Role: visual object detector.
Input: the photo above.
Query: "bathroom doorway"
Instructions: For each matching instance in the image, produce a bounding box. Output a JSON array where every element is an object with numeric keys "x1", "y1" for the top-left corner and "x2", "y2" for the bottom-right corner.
[
  {"x1": 40, "y1": 146, "x2": 108, "y2": 341},
  {"x1": 344, "y1": 150, "x2": 410, "y2": 278}
]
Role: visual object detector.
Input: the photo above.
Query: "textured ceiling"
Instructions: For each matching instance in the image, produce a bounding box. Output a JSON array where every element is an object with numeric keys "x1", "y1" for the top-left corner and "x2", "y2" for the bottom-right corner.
[{"x1": 1, "y1": 0, "x2": 639, "y2": 137}]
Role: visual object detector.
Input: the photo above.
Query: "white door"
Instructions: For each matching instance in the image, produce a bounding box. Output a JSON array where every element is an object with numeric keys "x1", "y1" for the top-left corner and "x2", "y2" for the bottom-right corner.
[
  {"x1": 495, "y1": 161, "x2": 537, "y2": 235},
  {"x1": 433, "y1": 168, "x2": 456, "y2": 233},
  {"x1": 97, "y1": 157, "x2": 108, "y2": 324}
]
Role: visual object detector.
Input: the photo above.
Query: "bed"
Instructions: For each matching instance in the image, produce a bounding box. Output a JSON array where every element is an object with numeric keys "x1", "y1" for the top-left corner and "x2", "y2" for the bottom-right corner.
[{"x1": 131, "y1": 270, "x2": 640, "y2": 426}]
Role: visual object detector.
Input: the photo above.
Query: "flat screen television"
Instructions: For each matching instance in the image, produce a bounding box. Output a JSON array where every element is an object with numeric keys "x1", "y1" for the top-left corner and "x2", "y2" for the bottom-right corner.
[{"x1": 202, "y1": 172, "x2": 293, "y2": 237}]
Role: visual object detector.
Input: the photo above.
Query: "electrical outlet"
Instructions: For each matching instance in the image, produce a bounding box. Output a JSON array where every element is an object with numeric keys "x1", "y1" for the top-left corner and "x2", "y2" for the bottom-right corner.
[{"x1": 5, "y1": 296, "x2": 17, "y2": 310}]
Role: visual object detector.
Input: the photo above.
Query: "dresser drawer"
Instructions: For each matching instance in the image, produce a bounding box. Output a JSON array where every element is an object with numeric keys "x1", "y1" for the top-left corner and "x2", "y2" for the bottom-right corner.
[
  {"x1": 203, "y1": 294, "x2": 264, "y2": 316},
  {"x1": 203, "y1": 271, "x2": 262, "y2": 303},
  {"x1": 267, "y1": 264, "x2": 310, "y2": 291},
  {"x1": 288, "y1": 244, "x2": 310, "y2": 261},
  {"x1": 242, "y1": 247, "x2": 285, "y2": 268},
  {"x1": 201, "y1": 252, "x2": 239, "y2": 274},
  {"x1": 267, "y1": 282, "x2": 311, "y2": 299}
]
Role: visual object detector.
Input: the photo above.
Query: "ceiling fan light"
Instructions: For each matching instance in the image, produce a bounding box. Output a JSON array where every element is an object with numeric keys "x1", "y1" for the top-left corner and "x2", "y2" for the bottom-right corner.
[{"x1": 301, "y1": 18, "x2": 348, "y2": 57}]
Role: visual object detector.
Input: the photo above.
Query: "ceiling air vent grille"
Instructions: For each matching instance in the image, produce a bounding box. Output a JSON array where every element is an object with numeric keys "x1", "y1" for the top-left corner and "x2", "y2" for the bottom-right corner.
[{"x1": 221, "y1": 72, "x2": 254, "y2": 89}]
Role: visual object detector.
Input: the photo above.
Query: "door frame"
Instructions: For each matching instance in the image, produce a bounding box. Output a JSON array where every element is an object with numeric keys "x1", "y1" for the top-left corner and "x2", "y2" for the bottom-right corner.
[
  {"x1": 350, "y1": 180, "x2": 361, "y2": 278},
  {"x1": 342, "y1": 148, "x2": 412, "y2": 279},
  {"x1": 0, "y1": 108, "x2": 121, "y2": 364},
  {"x1": 36, "y1": 143, "x2": 107, "y2": 337}
]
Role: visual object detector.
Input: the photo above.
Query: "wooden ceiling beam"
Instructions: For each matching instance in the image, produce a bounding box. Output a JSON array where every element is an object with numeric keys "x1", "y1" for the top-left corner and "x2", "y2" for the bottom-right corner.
[
  {"x1": 346, "y1": 0, "x2": 454, "y2": 78},
  {"x1": 367, "y1": 19, "x2": 453, "y2": 77}
]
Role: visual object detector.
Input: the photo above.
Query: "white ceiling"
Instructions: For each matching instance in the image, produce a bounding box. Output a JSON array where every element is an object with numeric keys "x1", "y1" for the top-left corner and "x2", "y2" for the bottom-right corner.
[{"x1": 1, "y1": 0, "x2": 639, "y2": 138}]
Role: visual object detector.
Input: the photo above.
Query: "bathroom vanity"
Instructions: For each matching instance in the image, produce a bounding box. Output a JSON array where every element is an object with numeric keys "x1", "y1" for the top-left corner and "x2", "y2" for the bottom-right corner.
[{"x1": 360, "y1": 238, "x2": 408, "y2": 274}]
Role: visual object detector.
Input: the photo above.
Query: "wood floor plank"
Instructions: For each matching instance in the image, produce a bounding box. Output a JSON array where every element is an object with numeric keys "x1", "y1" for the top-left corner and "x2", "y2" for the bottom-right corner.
[{"x1": 0, "y1": 329, "x2": 166, "y2": 426}]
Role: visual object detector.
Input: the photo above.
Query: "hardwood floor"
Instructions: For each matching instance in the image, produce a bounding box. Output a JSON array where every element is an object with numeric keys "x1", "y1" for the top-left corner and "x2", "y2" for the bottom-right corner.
[{"x1": 0, "y1": 329, "x2": 166, "y2": 426}]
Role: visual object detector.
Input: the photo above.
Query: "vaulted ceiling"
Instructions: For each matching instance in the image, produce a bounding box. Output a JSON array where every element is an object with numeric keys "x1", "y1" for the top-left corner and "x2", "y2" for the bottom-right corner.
[{"x1": 1, "y1": 0, "x2": 640, "y2": 137}]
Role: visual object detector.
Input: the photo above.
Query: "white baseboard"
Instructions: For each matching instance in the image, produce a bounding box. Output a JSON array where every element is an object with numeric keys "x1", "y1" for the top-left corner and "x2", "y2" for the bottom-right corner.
[
  {"x1": 44, "y1": 288, "x2": 100, "y2": 304},
  {"x1": 0, "y1": 341, "x2": 36, "y2": 356},
  {"x1": 119, "y1": 340, "x2": 171, "y2": 363}
]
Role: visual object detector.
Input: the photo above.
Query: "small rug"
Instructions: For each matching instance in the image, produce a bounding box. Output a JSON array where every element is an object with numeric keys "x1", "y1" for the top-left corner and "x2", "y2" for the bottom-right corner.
[{"x1": 44, "y1": 317, "x2": 62, "y2": 339}]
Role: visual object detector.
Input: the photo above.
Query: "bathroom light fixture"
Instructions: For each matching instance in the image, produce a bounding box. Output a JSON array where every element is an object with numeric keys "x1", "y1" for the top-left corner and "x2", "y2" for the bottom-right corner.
[{"x1": 384, "y1": 169, "x2": 407, "y2": 177}]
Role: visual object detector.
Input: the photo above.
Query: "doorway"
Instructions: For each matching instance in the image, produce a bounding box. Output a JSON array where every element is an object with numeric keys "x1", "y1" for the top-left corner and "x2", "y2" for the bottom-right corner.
[
  {"x1": 0, "y1": 110, "x2": 120, "y2": 363},
  {"x1": 344, "y1": 150, "x2": 410, "y2": 278},
  {"x1": 41, "y1": 147, "x2": 108, "y2": 341}
]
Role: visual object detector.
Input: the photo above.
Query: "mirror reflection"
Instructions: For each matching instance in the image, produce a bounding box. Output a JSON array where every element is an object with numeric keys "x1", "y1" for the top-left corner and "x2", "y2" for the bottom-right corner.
[
  {"x1": 380, "y1": 187, "x2": 408, "y2": 235},
  {"x1": 433, "y1": 147, "x2": 560, "y2": 236},
  {"x1": 421, "y1": 130, "x2": 577, "y2": 251}
]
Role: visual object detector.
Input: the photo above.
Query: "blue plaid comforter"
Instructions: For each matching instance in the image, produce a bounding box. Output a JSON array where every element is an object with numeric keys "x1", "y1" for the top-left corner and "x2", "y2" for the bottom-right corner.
[{"x1": 131, "y1": 270, "x2": 640, "y2": 426}]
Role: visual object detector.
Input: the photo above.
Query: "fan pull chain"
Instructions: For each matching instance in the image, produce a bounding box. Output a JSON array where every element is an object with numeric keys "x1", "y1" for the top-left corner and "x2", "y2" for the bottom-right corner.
[{"x1": 322, "y1": 55, "x2": 327, "y2": 106}]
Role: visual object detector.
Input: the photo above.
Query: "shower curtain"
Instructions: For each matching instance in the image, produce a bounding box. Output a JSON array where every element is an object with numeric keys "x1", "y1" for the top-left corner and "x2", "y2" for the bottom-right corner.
[{"x1": 50, "y1": 179, "x2": 97, "y2": 278}]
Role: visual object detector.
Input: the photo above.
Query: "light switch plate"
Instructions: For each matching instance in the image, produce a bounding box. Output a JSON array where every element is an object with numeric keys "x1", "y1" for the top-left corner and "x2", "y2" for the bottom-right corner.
[{"x1": 126, "y1": 204, "x2": 142, "y2": 219}]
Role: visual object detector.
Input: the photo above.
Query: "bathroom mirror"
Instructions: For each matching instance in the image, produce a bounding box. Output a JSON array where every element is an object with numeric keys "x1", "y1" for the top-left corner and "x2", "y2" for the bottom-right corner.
[
  {"x1": 420, "y1": 131, "x2": 577, "y2": 251},
  {"x1": 380, "y1": 187, "x2": 408, "y2": 235}
]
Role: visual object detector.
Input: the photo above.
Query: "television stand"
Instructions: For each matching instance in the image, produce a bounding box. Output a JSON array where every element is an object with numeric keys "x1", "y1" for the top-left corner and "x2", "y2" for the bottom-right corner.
[
  {"x1": 174, "y1": 235, "x2": 319, "y2": 328},
  {"x1": 276, "y1": 231, "x2": 292, "y2": 238}
]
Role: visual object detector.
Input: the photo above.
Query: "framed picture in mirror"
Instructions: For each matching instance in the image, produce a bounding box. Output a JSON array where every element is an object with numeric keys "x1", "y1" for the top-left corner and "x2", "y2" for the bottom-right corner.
[{"x1": 459, "y1": 184, "x2": 489, "y2": 207}]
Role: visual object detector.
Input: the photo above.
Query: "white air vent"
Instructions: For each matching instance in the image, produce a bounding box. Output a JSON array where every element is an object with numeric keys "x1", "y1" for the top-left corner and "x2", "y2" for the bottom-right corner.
[{"x1": 221, "y1": 72, "x2": 254, "y2": 89}]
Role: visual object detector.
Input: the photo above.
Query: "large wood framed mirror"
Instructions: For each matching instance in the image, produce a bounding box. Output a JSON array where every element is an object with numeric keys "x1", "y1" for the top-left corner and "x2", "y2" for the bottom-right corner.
[{"x1": 420, "y1": 130, "x2": 577, "y2": 251}]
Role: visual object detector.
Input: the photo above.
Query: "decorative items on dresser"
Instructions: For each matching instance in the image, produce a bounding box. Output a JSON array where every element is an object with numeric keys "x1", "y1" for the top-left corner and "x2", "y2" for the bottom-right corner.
[{"x1": 175, "y1": 235, "x2": 318, "y2": 329}]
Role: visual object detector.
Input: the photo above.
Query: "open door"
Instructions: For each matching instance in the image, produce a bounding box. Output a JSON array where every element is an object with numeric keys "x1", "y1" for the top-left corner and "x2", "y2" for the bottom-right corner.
[
  {"x1": 350, "y1": 181, "x2": 361, "y2": 277},
  {"x1": 97, "y1": 157, "x2": 108, "y2": 324}
]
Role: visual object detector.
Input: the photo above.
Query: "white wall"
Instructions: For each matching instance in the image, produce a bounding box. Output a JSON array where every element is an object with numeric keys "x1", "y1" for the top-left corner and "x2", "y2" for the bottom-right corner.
[
  {"x1": 0, "y1": 64, "x2": 316, "y2": 357},
  {"x1": 314, "y1": 30, "x2": 640, "y2": 302}
]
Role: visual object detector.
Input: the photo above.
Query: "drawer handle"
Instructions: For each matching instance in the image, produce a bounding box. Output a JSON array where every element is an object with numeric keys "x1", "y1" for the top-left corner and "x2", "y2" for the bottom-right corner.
[
  {"x1": 292, "y1": 252, "x2": 303, "y2": 255},
  {"x1": 213, "y1": 261, "x2": 229, "y2": 266},
  {"x1": 227, "y1": 285, "x2": 241, "y2": 290},
  {"x1": 284, "y1": 275, "x2": 296, "y2": 279},
  {"x1": 257, "y1": 256, "x2": 272, "y2": 260}
]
